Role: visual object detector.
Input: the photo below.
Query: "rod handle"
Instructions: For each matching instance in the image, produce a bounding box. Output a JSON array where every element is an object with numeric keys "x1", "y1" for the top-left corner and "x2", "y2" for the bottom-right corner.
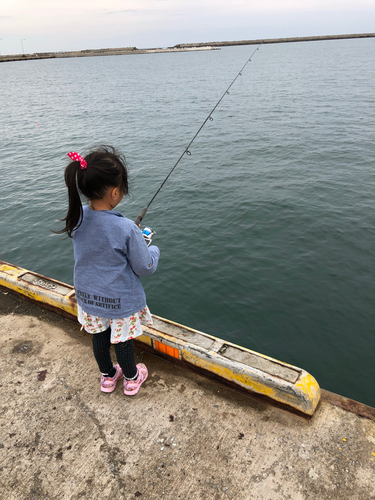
[{"x1": 135, "y1": 208, "x2": 148, "y2": 226}]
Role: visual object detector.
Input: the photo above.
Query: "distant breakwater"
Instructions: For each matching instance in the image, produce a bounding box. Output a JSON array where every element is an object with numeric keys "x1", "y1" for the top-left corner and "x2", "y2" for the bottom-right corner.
[
  {"x1": 0, "y1": 46, "x2": 218, "y2": 63},
  {"x1": 1, "y1": 33, "x2": 374, "y2": 63},
  {"x1": 175, "y1": 33, "x2": 375, "y2": 48}
]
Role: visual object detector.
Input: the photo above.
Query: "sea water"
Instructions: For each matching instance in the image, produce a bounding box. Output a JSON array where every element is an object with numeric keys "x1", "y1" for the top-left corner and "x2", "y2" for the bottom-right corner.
[{"x1": 1, "y1": 39, "x2": 374, "y2": 406}]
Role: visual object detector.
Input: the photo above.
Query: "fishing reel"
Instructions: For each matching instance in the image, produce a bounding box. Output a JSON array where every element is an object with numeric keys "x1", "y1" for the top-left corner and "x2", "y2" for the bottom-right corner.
[{"x1": 142, "y1": 227, "x2": 156, "y2": 246}]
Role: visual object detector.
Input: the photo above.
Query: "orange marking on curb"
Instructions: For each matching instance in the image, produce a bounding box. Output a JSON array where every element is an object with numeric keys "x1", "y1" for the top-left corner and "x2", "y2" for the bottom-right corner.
[{"x1": 155, "y1": 340, "x2": 179, "y2": 359}]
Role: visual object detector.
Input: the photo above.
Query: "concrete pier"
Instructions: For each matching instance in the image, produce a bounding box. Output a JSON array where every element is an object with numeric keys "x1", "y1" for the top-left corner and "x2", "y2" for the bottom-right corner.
[
  {"x1": 0, "y1": 261, "x2": 321, "y2": 416},
  {"x1": 1, "y1": 291, "x2": 374, "y2": 500}
]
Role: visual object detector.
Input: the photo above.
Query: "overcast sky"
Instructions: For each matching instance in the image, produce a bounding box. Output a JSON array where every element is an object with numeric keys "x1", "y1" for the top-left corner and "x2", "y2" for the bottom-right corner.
[{"x1": 1, "y1": 0, "x2": 374, "y2": 55}]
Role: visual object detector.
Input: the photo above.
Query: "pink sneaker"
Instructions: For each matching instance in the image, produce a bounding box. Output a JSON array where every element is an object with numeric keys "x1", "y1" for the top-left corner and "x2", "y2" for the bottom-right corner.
[
  {"x1": 101, "y1": 364, "x2": 123, "y2": 393},
  {"x1": 124, "y1": 363, "x2": 148, "y2": 396}
]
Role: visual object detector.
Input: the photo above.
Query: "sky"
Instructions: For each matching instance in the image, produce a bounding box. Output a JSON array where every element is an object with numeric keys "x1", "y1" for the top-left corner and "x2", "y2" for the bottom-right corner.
[{"x1": 0, "y1": 0, "x2": 374, "y2": 55}]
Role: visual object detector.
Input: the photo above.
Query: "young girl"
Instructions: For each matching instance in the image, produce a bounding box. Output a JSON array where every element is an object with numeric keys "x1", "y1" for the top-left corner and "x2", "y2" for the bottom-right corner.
[{"x1": 59, "y1": 146, "x2": 160, "y2": 395}]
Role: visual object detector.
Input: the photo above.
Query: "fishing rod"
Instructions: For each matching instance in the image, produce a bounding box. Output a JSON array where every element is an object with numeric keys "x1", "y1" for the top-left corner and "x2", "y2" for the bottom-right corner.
[{"x1": 135, "y1": 45, "x2": 261, "y2": 227}]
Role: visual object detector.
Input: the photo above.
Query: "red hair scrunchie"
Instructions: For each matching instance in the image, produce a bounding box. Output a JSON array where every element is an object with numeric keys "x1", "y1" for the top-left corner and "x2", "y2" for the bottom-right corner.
[{"x1": 67, "y1": 151, "x2": 87, "y2": 170}]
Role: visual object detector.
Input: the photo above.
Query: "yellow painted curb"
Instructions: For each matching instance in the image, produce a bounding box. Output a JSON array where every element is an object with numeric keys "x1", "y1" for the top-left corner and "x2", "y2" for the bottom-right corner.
[
  {"x1": 0, "y1": 260, "x2": 320, "y2": 415},
  {"x1": 0, "y1": 261, "x2": 76, "y2": 318},
  {"x1": 141, "y1": 317, "x2": 320, "y2": 415}
]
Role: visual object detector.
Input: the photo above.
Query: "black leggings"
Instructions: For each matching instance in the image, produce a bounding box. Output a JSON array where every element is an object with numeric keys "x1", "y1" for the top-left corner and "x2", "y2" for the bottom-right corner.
[{"x1": 92, "y1": 327, "x2": 137, "y2": 379}]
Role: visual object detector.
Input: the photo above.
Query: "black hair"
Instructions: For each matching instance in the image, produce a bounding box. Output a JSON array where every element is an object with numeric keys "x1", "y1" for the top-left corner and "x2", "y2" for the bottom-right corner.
[{"x1": 56, "y1": 145, "x2": 129, "y2": 238}]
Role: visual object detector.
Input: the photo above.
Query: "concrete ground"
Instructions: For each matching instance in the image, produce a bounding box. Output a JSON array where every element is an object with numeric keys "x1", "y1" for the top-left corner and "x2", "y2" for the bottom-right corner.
[{"x1": 0, "y1": 291, "x2": 374, "y2": 500}]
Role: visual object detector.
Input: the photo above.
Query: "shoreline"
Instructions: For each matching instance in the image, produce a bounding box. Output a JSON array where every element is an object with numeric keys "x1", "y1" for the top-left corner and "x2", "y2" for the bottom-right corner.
[{"x1": 1, "y1": 33, "x2": 374, "y2": 63}]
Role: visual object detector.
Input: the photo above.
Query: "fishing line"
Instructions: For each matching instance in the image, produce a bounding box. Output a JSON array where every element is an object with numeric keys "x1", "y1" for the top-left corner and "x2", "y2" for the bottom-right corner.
[
  {"x1": 157, "y1": 157, "x2": 187, "y2": 229},
  {"x1": 157, "y1": 129, "x2": 207, "y2": 229},
  {"x1": 135, "y1": 45, "x2": 261, "y2": 226}
]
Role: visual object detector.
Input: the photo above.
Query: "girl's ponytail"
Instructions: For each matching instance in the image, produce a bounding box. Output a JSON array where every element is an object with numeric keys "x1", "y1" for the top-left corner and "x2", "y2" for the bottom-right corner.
[
  {"x1": 56, "y1": 161, "x2": 83, "y2": 237},
  {"x1": 55, "y1": 146, "x2": 128, "y2": 237}
]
